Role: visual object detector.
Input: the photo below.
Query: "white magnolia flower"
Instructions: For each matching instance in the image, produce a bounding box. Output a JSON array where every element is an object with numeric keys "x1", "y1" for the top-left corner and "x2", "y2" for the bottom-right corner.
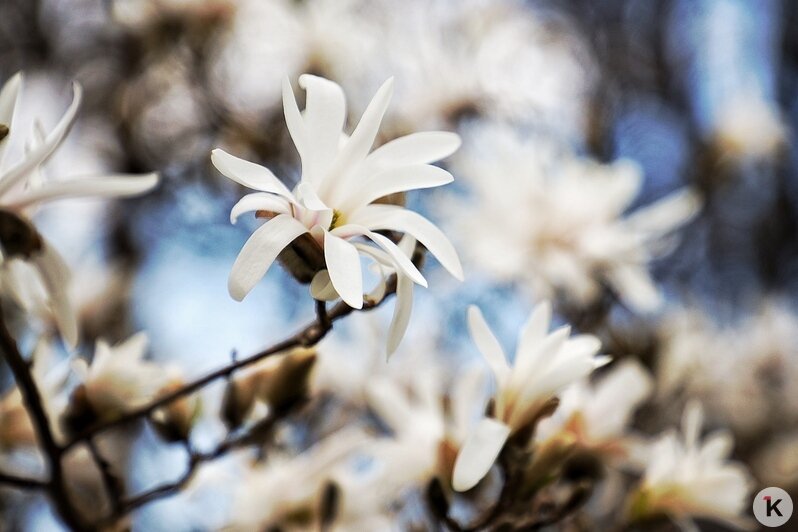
[
  {"x1": 72, "y1": 332, "x2": 169, "y2": 421},
  {"x1": 535, "y1": 359, "x2": 653, "y2": 458},
  {"x1": 213, "y1": 74, "x2": 463, "y2": 309},
  {"x1": 0, "y1": 74, "x2": 158, "y2": 346},
  {"x1": 631, "y1": 401, "x2": 753, "y2": 530},
  {"x1": 452, "y1": 302, "x2": 609, "y2": 492},
  {"x1": 658, "y1": 301, "x2": 798, "y2": 438},
  {"x1": 448, "y1": 122, "x2": 699, "y2": 313},
  {"x1": 230, "y1": 428, "x2": 368, "y2": 531},
  {"x1": 365, "y1": 364, "x2": 487, "y2": 490}
]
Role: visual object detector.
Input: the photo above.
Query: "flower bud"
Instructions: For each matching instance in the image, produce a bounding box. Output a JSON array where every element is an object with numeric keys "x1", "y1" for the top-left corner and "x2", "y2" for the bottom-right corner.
[{"x1": 150, "y1": 379, "x2": 201, "y2": 442}]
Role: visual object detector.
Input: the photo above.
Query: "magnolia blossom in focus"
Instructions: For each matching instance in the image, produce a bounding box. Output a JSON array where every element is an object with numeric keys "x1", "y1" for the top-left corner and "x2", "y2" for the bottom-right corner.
[
  {"x1": 213, "y1": 74, "x2": 462, "y2": 312},
  {"x1": 629, "y1": 401, "x2": 753, "y2": 530},
  {"x1": 448, "y1": 122, "x2": 699, "y2": 313},
  {"x1": 71, "y1": 332, "x2": 169, "y2": 422},
  {"x1": 0, "y1": 74, "x2": 159, "y2": 346},
  {"x1": 452, "y1": 302, "x2": 609, "y2": 492}
]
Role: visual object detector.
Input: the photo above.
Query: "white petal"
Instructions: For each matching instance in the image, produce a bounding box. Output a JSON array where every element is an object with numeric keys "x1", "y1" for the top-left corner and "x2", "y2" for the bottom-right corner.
[
  {"x1": 386, "y1": 272, "x2": 413, "y2": 356},
  {"x1": 606, "y1": 264, "x2": 663, "y2": 313},
  {"x1": 682, "y1": 400, "x2": 704, "y2": 448},
  {"x1": 297, "y1": 75, "x2": 346, "y2": 186},
  {"x1": 514, "y1": 302, "x2": 552, "y2": 368},
  {"x1": 0, "y1": 72, "x2": 23, "y2": 168},
  {"x1": 33, "y1": 241, "x2": 77, "y2": 347},
  {"x1": 341, "y1": 164, "x2": 453, "y2": 213},
  {"x1": 282, "y1": 77, "x2": 308, "y2": 161},
  {"x1": 452, "y1": 418, "x2": 511, "y2": 492},
  {"x1": 467, "y1": 306, "x2": 510, "y2": 386},
  {"x1": 228, "y1": 214, "x2": 307, "y2": 301},
  {"x1": 365, "y1": 379, "x2": 414, "y2": 434},
  {"x1": 230, "y1": 192, "x2": 291, "y2": 224},
  {"x1": 0, "y1": 82, "x2": 82, "y2": 196},
  {"x1": 348, "y1": 205, "x2": 463, "y2": 280},
  {"x1": 320, "y1": 78, "x2": 394, "y2": 199},
  {"x1": 324, "y1": 231, "x2": 363, "y2": 309},
  {"x1": 362, "y1": 131, "x2": 461, "y2": 175},
  {"x1": 625, "y1": 188, "x2": 700, "y2": 236},
  {"x1": 8, "y1": 172, "x2": 159, "y2": 209},
  {"x1": 211, "y1": 149, "x2": 294, "y2": 199},
  {"x1": 334, "y1": 226, "x2": 426, "y2": 287},
  {"x1": 296, "y1": 182, "x2": 329, "y2": 211},
  {"x1": 310, "y1": 270, "x2": 339, "y2": 301}
]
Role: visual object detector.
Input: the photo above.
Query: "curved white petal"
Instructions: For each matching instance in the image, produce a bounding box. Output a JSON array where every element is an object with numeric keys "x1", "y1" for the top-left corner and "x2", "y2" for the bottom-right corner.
[
  {"x1": 333, "y1": 225, "x2": 426, "y2": 287},
  {"x1": 341, "y1": 164, "x2": 453, "y2": 213},
  {"x1": 230, "y1": 192, "x2": 291, "y2": 224},
  {"x1": 8, "y1": 172, "x2": 159, "y2": 209},
  {"x1": 467, "y1": 306, "x2": 510, "y2": 386},
  {"x1": 452, "y1": 418, "x2": 511, "y2": 492},
  {"x1": 33, "y1": 241, "x2": 77, "y2": 347},
  {"x1": 324, "y1": 231, "x2": 363, "y2": 309},
  {"x1": 348, "y1": 205, "x2": 463, "y2": 280},
  {"x1": 0, "y1": 82, "x2": 82, "y2": 196},
  {"x1": 282, "y1": 77, "x2": 308, "y2": 161},
  {"x1": 514, "y1": 301, "x2": 552, "y2": 368},
  {"x1": 0, "y1": 72, "x2": 23, "y2": 168},
  {"x1": 321, "y1": 78, "x2": 394, "y2": 199},
  {"x1": 228, "y1": 214, "x2": 308, "y2": 301},
  {"x1": 211, "y1": 149, "x2": 294, "y2": 199},
  {"x1": 296, "y1": 182, "x2": 329, "y2": 211},
  {"x1": 386, "y1": 272, "x2": 413, "y2": 356},
  {"x1": 298, "y1": 74, "x2": 346, "y2": 186},
  {"x1": 362, "y1": 131, "x2": 461, "y2": 174}
]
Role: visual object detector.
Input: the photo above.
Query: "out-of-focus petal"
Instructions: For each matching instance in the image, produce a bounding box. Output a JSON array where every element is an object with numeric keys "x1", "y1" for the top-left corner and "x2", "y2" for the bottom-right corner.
[
  {"x1": 452, "y1": 417, "x2": 511, "y2": 492},
  {"x1": 32, "y1": 241, "x2": 77, "y2": 347},
  {"x1": 8, "y1": 172, "x2": 159, "y2": 209},
  {"x1": 467, "y1": 306, "x2": 510, "y2": 386}
]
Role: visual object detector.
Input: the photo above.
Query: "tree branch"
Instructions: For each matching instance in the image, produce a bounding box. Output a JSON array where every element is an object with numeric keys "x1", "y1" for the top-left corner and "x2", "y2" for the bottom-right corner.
[
  {"x1": 0, "y1": 470, "x2": 47, "y2": 491},
  {"x1": 0, "y1": 312, "x2": 88, "y2": 531},
  {"x1": 63, "y1": 277, "x2": 398, "y2": 452}
]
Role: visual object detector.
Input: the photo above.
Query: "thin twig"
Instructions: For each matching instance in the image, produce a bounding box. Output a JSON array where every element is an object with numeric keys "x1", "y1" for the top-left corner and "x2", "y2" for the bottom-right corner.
[
  {"x1": 0, "y1": 312, "x2": 88, "y2": 531},
  {"x1": 63, "y1": 277, "x2": 397, "y2": 452},
  {"x1": 0, "y1": 471, "x2": 47, "y2": 490}
]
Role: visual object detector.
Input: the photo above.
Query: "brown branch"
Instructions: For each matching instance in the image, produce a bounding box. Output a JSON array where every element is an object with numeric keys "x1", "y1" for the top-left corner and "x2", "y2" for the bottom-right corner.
[
  {"x1": 0, "y1": 312, "x2": 89, "y2": 531},
  {"x1": 0, "y1": 471, "x2": 47, "y2": 491},
  {"x1": 63, "y1": 278, "x2": 397, "y2": 452}
]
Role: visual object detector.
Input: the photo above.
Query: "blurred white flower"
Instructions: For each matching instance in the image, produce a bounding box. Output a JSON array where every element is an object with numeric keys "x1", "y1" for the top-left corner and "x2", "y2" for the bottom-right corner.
[
  {"x1": 448, "y1": 122, "x2": 699, "y2": 313},
  {"x1": 0, "y1": 74, "x2": 158, "y2": 346},
  {"x1": 713, "y1": 93, "x2": 785, "y2": 159},
  {"x1": 535, "y1": 359, "x2": 653, "y2": 459},
  {"x1": 229, "y1": 428, "x2": 368, "y2": 531},
  {"x1": 452, "y1": 302, "x2": 609, "y2": 492},
  {"x1": 72, "y1": 332, "x2": 168, "y2": 421},
  {"x1": 213, "y1": 74, "x2": 462, "y2": 309},
  {"x1": 365, "y1": 364, "x2": 487, "y2": 491},
  {"x1": 630, "y1": 401, "x2": 753, "y2": 530},
  {"x1": 658, "y1": 301, "x2": 798, "y2": 438}
]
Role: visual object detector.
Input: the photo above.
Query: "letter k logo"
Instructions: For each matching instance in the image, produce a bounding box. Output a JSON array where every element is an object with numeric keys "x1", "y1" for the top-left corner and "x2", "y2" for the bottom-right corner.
[{"x1": 764, "y1": 495, "x2": 783, "y2": 517}]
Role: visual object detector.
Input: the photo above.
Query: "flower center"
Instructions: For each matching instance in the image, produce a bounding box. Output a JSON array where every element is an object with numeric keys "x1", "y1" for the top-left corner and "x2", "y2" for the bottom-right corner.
[{"x1": 329, "y1": 209, "x2": 344, "y2": 230}]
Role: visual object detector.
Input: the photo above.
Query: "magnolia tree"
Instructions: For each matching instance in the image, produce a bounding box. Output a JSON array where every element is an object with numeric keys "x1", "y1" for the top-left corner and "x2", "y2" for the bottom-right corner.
[{"x1": 0, "y1": 68, "x2": 757, "y2": 532}]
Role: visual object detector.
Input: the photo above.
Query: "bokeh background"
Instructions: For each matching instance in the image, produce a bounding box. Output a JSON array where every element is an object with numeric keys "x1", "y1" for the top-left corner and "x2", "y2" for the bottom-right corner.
[{"x1": 1, "y1": 0, "x2": 797, "y2": 529}]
